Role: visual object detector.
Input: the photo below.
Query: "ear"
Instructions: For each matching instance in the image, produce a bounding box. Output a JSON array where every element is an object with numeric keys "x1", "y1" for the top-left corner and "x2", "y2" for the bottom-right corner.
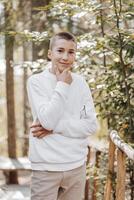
[{"x1": 47, "y1": 50, "x2": 52, "y2": 60}]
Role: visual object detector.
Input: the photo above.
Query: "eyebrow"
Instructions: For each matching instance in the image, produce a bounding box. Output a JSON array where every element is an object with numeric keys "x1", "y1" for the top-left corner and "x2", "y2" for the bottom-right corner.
[{"x1": 56, "y1": 47, "x2": 75, "y2": 51}]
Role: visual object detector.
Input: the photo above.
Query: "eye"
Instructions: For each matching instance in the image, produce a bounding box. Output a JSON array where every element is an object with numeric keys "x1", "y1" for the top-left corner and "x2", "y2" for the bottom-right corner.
[
  {"x1": 57, "y1": 49, "x2": 63, "y2": 53},
  {"x1": 69, "y1": 51, "x2": 75, "y2": 54}
]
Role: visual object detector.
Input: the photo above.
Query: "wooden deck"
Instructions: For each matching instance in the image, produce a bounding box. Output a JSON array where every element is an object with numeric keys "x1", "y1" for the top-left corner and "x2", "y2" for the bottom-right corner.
[
  {"x1": 0, "y1": 157, "x2": 31, "y2": 171},
  {"x1": 0, "y1": 184, "x2": 30, "y2": 200},
  {"x1": 0, "y1": 156, "x2": 31, "y2": 200}
]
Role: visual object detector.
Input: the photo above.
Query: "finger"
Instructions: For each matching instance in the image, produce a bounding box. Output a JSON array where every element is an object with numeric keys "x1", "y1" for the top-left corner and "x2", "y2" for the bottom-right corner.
[
  {"x1": 32, "y1": 127, "x2": 45, "y2": 133},
  {"x1": 63, "y1": 67, "x2": 71, "y2": 73},
  {"x1": 30, "y1": 123, "x2": 42, "y2": 128},
  {"x1": 33, "y1": 130, "x2": 45, "y2": 137},
  {"x1": 38, "y1": 132, "x2": 51, "y2": 139},
  {"x1": 33, "y1": 130, "x2": 53, "y2": 137},
  {"x1": 38, "y1": 134, "x2": 47, "y2": 139},
  {"x1": 37, "y1": 131, "x2": 51, "y2": 138},
  {"x1": 67, "y1": 70, "x2": 71, "y2": 75},
  {"x1": 55, "y1": 66, "x2": 60, "y2": 75},
  {"x1": 32, "y1": 129, "x2": 52, "y2": 135}
]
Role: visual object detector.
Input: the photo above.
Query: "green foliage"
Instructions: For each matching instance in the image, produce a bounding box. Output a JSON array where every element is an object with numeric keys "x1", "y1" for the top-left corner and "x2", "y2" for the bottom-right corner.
[
  {"x1": 1, "y1": 0, "x2": 134, "y2": 141},
  {"x1": 72, "y1": 0, "x2": 134, "y2": 142}
]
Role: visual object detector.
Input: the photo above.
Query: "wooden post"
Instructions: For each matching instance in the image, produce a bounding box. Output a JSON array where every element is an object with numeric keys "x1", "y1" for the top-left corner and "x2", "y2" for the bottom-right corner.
[
  {"x1": 116, "y1": 149, "x2": 126, "y2": 200},
  {"x1": 92, "y1": 150, "x2": 101, "y2": 200},
  {"x1": 104, "y1": 138, "x2": 116, "y2": 200},
  {"x1": 85, "y1": 174, "x2": 90, "y2": 200},
  {"x1": 85, "y1": 146, "x2": 91, "y2": 200}
]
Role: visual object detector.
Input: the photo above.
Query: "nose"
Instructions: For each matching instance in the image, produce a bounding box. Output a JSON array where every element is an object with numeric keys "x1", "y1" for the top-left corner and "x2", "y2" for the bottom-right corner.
[{"x1": 62, "y1": 52, "x2": 68, "y2": 60}]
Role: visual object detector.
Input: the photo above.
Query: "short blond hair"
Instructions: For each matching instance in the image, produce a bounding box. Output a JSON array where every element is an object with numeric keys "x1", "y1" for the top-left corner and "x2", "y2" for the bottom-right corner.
[{"x1": 49, "y1": 32, "x2": 77, "y2": 50}]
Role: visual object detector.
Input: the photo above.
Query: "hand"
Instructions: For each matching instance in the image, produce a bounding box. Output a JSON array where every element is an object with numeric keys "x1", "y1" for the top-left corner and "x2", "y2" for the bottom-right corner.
[
  {"x1": 56, "y1": 67, "x2": 72, "y2": 85},
  {"x1": 30, "y1": 123, "x2": 53, "y2": 139}
]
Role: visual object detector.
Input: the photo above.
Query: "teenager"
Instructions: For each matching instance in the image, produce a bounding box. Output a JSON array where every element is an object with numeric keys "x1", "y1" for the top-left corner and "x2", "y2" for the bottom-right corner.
[{"x1": 27, "y1": 31, "x2": 99, "y2": 200}]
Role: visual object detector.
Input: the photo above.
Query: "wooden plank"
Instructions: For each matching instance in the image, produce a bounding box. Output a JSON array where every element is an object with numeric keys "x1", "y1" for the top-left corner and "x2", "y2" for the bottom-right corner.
[
  {"x1": 85, "y1": 146, "x2": 91, "y2": 200},
  {"x1": 116, "y1": 149, "x2": 126, "y2": 200},
  {"x1": 0, "y1": 157, "x2": 31, "y2": 171},
  {"x1": 104, "y1": 138, "x2": 116, "y2": 200},
  {"x1": 110, "y1": 130, "x2": 134, "y2": 161},
  {"x1": 0, "y1": 184, "x2": 30, "y2": 200}
]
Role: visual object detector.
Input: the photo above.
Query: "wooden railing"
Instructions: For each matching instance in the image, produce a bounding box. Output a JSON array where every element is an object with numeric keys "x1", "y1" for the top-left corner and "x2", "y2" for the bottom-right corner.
[
  {"x1": 104, "y1": 130, "x2": 134, "y2": 200},
  {"x1": 85, "y1": 130, "x2": 134, "y2": 200},
  {"x1": 85, "y1": 144, "x2": 105, "y2": 200}
]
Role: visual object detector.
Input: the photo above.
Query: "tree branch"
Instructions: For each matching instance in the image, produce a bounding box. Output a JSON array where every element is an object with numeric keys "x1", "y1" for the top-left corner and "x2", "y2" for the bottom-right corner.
[{"x1": 113, "y1": 0, "x2": 132, "y2": 135}]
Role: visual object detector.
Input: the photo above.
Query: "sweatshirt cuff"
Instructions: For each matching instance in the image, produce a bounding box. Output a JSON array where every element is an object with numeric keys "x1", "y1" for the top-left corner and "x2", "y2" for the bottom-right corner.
[{"x1": 55, "y1": 81, "x2": 70, "y2": 99}]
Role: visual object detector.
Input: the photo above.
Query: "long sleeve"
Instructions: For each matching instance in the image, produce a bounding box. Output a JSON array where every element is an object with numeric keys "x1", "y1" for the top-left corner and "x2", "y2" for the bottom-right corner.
[
  {"x1": 27, "y1": 77, "x2": 70, "y2": 130},
  {"x1": 54, "y1": 79, "x2": 99, "y2": 138}
]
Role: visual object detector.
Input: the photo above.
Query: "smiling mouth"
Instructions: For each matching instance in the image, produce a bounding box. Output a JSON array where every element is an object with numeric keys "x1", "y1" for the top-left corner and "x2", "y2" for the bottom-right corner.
[{"x1": 59, "y1": 62, "x2": 69, "y2": 65}]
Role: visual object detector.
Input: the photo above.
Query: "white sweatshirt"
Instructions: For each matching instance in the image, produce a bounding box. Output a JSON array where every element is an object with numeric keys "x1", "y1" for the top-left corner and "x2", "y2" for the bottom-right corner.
[{"x1": 27, "y1": 68, "x2": 98, "y2": 171}]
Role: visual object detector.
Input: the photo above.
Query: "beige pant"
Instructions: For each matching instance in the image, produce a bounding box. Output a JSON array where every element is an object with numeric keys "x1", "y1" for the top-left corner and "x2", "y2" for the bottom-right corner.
[{"x1": 31, "y1": 163, "x2": 86, "y2": 200}]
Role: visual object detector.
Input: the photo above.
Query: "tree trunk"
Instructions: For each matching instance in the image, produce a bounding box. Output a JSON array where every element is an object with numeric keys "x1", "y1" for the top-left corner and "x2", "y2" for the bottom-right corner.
[
  {"x1": 21, "y1": 0, "x2": 32, "y2": 156},
  {"x1": 5, "y1": 2, "x2": 18, "y2": 184},
  {"x1": 31, "y1": 0, "x2": 50, "y2": 60},
  {"x1": 23, "y1": 67, "x2": 29, "y2": 156}
]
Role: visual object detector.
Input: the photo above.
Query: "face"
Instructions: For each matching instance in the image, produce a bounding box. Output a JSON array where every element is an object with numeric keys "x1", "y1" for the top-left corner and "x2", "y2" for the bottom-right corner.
[{"x1": 48, "y1": 38, "x2": 76, "y2": 73}]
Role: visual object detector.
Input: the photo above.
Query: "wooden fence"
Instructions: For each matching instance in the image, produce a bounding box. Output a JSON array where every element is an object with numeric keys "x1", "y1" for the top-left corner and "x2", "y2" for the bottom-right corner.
[{"x1": 85, "y1": 130, "x2": 134, "y2": 200}]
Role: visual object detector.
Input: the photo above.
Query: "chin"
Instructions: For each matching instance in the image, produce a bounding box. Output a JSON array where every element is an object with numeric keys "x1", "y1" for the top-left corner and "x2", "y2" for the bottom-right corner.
[{"x1": 58, "y1": 66, "x2": 67, "y2": 73}]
